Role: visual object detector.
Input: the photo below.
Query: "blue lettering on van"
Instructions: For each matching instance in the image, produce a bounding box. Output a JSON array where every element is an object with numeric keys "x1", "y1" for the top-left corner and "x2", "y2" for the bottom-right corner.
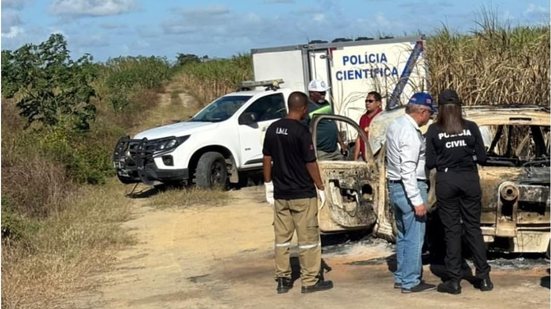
[
  {"x1": 335, "y1": 67, "x2": 399, "y2": 80},
  {"x1": 342, "y1": 53, "x2": 388, "y2": 66}
]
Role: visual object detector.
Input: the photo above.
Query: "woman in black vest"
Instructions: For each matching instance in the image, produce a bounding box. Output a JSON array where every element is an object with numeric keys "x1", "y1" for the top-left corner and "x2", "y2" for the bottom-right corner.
[{"x1": 425, "y1": 89, "x2": 493, "y2": 295}]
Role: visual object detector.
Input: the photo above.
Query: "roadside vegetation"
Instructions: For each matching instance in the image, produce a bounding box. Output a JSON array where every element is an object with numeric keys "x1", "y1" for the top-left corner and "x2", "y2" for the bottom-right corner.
[
  {"x1": 1, "y1": 14, "x2": 548, "y2": 307},
  {"x1": 0, "y1": 35, "x2": 231, "y2": 308},
  {"x1": 142, "y1": 185, "x2": 231, "y2": 209},
  {"x1": 427, "y1": 11, "x2": 549, "y2": 105},
  {"x1": 172, "y1": 53, "x2": 253, "y2": 107}
]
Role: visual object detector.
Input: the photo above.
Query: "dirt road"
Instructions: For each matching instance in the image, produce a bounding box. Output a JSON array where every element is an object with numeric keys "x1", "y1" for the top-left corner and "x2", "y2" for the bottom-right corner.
[{"x1": 71, "y1": 186, "x2": 550, "y2": 309}]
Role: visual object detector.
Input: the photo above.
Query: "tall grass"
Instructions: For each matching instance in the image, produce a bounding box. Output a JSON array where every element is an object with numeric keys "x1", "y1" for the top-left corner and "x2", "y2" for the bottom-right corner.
[
  {"x1": 427, "y1": 13, "x2": 549, "y2": 105},
  {"x1": 174, "y1": 54, "x2": 253, "y2": 107},
  {"x1": 1, "y1": 180, "x2": 133, "y2": 308},
  {"x1": 1, "y1": 100, "x2": 75, "y2": 218}
]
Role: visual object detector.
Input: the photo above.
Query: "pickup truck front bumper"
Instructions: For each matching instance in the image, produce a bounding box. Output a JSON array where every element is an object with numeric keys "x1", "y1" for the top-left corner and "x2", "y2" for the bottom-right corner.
[{"x1": 112, "y1": 137, "x2": 189, "y2": 185}]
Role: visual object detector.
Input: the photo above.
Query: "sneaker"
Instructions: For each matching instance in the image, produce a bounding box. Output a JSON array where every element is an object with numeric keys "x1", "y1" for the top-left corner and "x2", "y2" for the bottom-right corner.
[
  {"x1": 276, "y1": 277, "x2": 293, "y2": 294},
  {"x1": 437, "y1": 280, "x2": 461, "y2": 295},
  {"x1": 401, "y1": 281, "x2": 435, "y2": 294},
  {"x1": 396, "y1": 279, "x2": 427, "y2": 289},
  {"x1": 301, "y1": 279, "x2": 334, "y2": 293}
]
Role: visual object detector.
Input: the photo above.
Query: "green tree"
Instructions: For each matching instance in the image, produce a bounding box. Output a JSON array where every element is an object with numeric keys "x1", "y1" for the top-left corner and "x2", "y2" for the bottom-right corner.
[
  {"x1": 176, "y1": 53, "x2": 200, "y2": 66},
  {"x1": 1, "y1": 33, "x2": 97, "y2": 130}
]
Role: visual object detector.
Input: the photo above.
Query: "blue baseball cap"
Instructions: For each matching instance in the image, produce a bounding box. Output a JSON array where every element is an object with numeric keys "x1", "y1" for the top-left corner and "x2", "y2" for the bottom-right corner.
[{"x1": 408, "y1": 92, "x2": 436, "y2": 113}]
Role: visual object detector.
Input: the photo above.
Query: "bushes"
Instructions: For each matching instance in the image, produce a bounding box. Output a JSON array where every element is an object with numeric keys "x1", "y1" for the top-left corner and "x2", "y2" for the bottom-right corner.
[
  {"x1": 1, "y1": 34, "x2": 97, "y2": 131},
  {"x1": 1, "y1": 121, "x2": 75, "y2": 219}
]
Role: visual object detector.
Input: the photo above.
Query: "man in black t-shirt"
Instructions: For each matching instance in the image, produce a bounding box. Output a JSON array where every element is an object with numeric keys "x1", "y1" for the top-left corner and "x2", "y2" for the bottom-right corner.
[{"x1": 262, "y1": 91, "x2": 333, "y2": 294}]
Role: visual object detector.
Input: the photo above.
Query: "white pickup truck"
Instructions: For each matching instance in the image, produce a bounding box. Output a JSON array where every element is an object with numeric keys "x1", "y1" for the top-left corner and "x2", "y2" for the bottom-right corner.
[
  {"x1": 114, "y1": 35, "x2": 428, "y2": 189},
  {"x1": 113, "y1": 80, "x2": 292, "y2": 188}
]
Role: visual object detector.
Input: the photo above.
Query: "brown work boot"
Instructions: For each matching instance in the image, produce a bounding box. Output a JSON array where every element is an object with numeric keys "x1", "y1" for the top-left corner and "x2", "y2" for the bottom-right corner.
[{"x1": 301, "y1": 279, "x2": 334, "y2": 293}]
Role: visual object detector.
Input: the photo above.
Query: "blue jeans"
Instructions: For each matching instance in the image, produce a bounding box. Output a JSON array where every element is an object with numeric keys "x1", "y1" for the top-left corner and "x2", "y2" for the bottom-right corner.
[{"x1": 388, "y1": 180, "x2": 428, "y2": 289}]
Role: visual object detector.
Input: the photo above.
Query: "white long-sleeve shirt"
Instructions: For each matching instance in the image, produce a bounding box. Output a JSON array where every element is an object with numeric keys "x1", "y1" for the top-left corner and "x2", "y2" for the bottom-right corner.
[{"x1": 385, "y1": 114, "x2": 426, "y2": 206}]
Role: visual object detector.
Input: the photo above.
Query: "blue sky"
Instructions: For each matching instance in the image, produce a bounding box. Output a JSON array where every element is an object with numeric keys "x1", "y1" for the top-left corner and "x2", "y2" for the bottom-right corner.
[{"x1": 1, "y1": 0, "x2": 549, "y2": 63}]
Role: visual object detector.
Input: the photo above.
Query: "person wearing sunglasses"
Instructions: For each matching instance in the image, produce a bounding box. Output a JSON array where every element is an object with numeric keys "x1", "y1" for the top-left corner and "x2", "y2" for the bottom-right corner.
[{"x1": 353, "y1": 91, "x2": 383, "y2": 161}]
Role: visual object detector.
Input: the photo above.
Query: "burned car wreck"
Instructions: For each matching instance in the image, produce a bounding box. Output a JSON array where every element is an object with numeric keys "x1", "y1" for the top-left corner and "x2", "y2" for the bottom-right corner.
[{"x1": 311, "y1": 105, "x2": 550, "y2": 254}]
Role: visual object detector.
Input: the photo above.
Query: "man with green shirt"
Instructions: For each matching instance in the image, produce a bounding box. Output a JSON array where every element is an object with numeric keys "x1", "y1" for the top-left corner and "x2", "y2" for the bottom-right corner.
[{"x1": 307, "y1": 80, "x2": 348, "y2": 160}]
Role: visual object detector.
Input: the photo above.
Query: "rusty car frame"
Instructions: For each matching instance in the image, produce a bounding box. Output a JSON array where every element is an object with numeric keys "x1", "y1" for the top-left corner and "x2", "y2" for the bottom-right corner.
[{"x1": 311, "y1": 105, "x2": 550, "y2": 253}]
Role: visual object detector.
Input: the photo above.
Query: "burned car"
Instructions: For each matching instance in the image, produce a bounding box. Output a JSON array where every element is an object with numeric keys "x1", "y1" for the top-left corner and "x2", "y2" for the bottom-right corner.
[{"x1": 312, "y1": 105, "x2": 550, "y2": 254}]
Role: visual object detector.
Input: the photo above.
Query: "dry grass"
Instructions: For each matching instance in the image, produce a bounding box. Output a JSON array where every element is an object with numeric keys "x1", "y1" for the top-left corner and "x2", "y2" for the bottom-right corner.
[
  {"x1": 1, "y1": 180, "x2": 134, "y2": 308},
  {"x1": 427, "y1": 16, "x2": 549, "y2": 105},
  {"x1": 1, "y1": 100, "x2": 75, "y2": 217},
  {"x1": 144, "y1": 186, "x2": 231, "y2": 209},
  {"x1": 173, "y1": 55, "x2": 253, "y2": 108},
  {"x1": 127, "y1": 79, "x2": 201, "y2": 134}
]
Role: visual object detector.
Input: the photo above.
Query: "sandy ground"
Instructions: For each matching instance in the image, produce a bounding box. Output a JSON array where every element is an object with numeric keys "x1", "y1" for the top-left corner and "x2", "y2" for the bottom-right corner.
[{"x1": 70, "y1": 185, "x2": 550, "y2": 309}]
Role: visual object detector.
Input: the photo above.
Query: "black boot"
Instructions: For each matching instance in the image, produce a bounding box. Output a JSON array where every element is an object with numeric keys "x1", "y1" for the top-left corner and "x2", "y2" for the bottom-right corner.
[
  {"x1": 276, "y1": 277, "x2": 293, "y2": 294},
  {"x1": 476, "y1": 276, "x2": 494, "y2": 291},
  {"x1": 301, "y1": 279, "x2": 334, "y2": 293},
  {"x1": 437, "y1": 279, "x2": 461, "y2": 295}
]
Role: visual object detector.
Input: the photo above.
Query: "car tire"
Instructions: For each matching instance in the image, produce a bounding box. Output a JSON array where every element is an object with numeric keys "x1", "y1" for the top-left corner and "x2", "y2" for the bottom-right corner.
[{"x1": 195, "y1": 152, "x2": 228, "y2": 189}]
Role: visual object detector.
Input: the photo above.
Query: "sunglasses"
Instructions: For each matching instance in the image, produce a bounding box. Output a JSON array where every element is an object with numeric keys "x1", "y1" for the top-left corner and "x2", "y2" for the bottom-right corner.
[
  {"x1": 317, "y1": 91, "x2": 327, "y2": 95},
  {"x1": 365, "y1": 99, "x2": 377, "y2": 103}
]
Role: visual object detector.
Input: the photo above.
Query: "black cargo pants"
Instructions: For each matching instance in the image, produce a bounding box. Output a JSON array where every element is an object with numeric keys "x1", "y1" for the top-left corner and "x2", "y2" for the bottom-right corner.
[{"x1": 436, "y1": 169, "x2": 491, "y2": 281}]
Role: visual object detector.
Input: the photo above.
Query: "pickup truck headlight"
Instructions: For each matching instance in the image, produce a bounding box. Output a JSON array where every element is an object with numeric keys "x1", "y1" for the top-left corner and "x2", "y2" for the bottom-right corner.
[{"x1": 155, "y1": 135, "x2": 190, "y2": 152}]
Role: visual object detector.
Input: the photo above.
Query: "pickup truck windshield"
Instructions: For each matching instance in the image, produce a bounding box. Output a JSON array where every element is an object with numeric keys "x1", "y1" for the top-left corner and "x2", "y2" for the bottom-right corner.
[{"x1": 191, "y1": 95, "x2": 251, "y2": 122}]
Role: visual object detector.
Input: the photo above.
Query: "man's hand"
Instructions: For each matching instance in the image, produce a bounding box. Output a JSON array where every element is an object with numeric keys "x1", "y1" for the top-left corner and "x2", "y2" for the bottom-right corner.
[
  {"x1": 264, "y1": 181, "x2": 274, "y2": 205},
  {"x1": 413, "y1": 203, "x2": 427, "y2": 217},
  {"x1": 340, "y1": 143, "x2": 349, "y2": 157},
  {"x1": 340, "y1": 147, "x2": 349, "y2": 157},
  {"x1": 317, "y1": 188, "x2": 326, "y2": 207}
]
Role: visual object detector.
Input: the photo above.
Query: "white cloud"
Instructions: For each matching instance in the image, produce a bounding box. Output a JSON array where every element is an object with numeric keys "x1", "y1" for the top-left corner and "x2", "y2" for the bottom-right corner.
[
  {"x1": 1, "y1": 26, "x2": 24, "y2": 39},
  {"x1": 162, "y1": 5, "x2": 231, "y2": 35},
  {"x1": 2, "y1": 9, "x2": 24, "y2": 38},
  {"x1": 263, "y1": 0, "x2": 295, "y2": 3},
  {"x1": 50, "y1": 0, "x2": 137, "y2": 17},
  {"x1": 525, "y1": 3, "x2": 548, "y2": 15},
  {"x1": 523, "y1": 3, "x2": 549, "y2": 23},
  {"x1": 374, "y1": 13, "x2": 392, "y2": 29},
  {"x1": 1, "y1": 0, "x2": 31, "y2": 10},
  {"x1": 313, "y1": 13, "x2": 325, "y2": 22},
  {"x1": 178, "y1": 5, "x2": 230, "y2": 19},
  {"x1": 2, "y1": 9, "x2": 22, "y2": 29}
]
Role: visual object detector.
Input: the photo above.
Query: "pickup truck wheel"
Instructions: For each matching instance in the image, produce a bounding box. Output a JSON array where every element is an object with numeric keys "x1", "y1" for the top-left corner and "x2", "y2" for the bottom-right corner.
[{"x1": 195, "y1": 152, "x2": 228, "y2": 188}]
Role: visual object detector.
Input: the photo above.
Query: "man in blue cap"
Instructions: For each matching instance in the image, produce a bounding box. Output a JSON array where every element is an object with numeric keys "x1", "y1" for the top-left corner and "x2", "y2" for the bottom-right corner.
[{"x1": 385, "y1": 92, "x2": 436, "y2": 293}]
